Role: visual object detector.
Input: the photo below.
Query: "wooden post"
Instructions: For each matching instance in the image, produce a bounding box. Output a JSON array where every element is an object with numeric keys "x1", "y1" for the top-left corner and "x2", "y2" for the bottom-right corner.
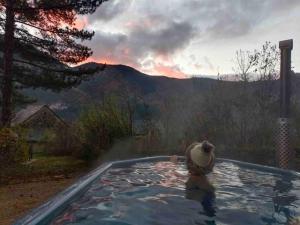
[{"x1": 277, "y1": 39, "x2": 293, "y2": 169}]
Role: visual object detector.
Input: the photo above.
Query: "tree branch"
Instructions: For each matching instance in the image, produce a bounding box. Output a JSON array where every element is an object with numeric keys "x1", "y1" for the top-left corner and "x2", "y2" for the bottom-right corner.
[
  {"x1": 12, "y1": 58, "x2": 105, "y2": 75},
  {"x1": 13, "y1": 0, "x2": 109, "y2": 13}
]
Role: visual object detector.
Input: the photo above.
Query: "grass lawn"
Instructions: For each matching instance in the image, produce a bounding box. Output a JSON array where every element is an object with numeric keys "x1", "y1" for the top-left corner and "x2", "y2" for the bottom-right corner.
[{"x1": 0, "y1": 156, "x2": 89, "y2": 225}]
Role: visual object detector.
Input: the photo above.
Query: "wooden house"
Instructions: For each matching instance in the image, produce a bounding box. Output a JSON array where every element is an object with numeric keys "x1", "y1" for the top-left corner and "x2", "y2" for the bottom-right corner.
[{"x1": 12, "y1": 105, "x2": 68, "y2": 158}]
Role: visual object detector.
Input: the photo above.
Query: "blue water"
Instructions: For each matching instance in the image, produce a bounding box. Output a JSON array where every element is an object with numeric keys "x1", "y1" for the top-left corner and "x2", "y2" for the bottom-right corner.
[{"x1": 51, "y1": 161, "x2": 300, "y2": 225}]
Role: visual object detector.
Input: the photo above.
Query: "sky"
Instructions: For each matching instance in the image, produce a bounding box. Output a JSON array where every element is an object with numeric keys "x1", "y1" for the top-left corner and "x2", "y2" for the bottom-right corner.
[{"x1": 78, "y1": 0, "x2": 300, "y2": 78}]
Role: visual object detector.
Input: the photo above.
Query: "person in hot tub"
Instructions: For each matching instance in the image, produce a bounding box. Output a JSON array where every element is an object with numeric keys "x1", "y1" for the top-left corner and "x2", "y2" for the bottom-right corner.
[
  {"x1": 184, "y1": 141, "x2": 216, "y2": 219},
  {"x1": 185, "y1": 141, "x2": 215, "y2": 178}
]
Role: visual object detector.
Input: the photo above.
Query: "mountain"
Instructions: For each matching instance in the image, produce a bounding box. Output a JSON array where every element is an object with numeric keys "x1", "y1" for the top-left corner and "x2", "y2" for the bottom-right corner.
[
  {"x1": 20, "y1": 63, "x2": 218, "y2": 121},
  {"x1": 20, "y1": 63, "x2": 300, "y2": 122}
]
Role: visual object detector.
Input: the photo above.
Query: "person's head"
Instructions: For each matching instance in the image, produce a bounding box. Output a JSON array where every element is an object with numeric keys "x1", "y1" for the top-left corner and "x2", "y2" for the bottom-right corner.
[
  {"x1": 202, "y1": 141, "x2": 214, "y2": 154},
  {"x1": 185, "y1": 141, "x2": 215, "y2": 175}
]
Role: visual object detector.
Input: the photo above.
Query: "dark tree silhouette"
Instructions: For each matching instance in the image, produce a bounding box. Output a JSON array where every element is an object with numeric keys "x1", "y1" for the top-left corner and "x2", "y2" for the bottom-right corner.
[{"x1": 0, "y1": 0, "x2": 108, "y2": 127}]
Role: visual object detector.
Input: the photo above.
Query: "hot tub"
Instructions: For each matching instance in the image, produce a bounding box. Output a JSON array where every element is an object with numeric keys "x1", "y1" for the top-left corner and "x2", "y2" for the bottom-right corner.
[{"x1": 14, "y1": 157, "x2": 300, "y2": 225}]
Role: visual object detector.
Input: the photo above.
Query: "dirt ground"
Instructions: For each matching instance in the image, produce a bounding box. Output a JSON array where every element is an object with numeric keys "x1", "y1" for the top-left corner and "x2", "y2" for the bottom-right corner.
[
  {"x1": 0, "y1": 176, "x2": 78, "y2": 225},
  {"x1": 0, "y1": 156, "x2": 88, "y2": 225}
]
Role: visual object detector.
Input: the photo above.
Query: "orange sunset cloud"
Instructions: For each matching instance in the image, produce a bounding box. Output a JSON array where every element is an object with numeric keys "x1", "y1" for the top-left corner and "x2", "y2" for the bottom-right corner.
[
  {"x1": 75, "y1": 16, "x2": 89, "y2": 29},
  {"x1": 152, "y1": 63, "x2": 187, "y2": 79},
  {"x1": 85, "y1": 56, "x2": 187, "y2": 79}
]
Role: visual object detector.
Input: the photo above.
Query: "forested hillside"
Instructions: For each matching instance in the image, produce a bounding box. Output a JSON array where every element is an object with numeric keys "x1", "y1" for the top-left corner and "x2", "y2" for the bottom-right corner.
[{"x1": 18, "y1": 63, "x2": 300, "y2": 167}]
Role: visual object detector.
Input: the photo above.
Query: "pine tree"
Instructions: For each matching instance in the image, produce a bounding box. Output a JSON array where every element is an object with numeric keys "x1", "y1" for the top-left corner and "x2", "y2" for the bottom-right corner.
[{"x1": 0, "y1": 0, "x2": 108, "y2": 127}]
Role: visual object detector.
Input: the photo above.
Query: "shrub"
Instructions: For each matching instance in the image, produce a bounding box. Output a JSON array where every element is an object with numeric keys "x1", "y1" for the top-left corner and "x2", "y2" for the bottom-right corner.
[
  {"x1": 14, "y1": 128, "x2": 30, "y2": 163},
  {"x1": 46, "y1": 127, "x2": 82, "y2": 157},
  {"x1": 0, "y1": 128, "x2": 30, "y2": 167},
  {"x1": 75, "y1": 97, "x2": 131, "y2": 161},
  {"x1": 0, "y1": 128, "x2": 18, "y2": 166}
]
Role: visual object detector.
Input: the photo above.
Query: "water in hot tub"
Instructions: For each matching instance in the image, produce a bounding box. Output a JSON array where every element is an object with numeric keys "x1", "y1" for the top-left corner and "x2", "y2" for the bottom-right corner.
[{"x1": 52, "y1": 161, "x2": 300, "y2": 225}]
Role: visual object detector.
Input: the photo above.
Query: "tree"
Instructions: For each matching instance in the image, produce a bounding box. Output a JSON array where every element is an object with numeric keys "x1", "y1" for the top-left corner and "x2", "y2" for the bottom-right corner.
[
  {"x1": 0, "y1": 0, "x2": 108, "y2": 127},
  {"x1": 233, "y1": 49, "x2": 258, "y2": 82},
  {"x1": 253, "y1": 41, "x2": 280, "y2": 81},
  {"x1": 229, "y1": 41, "x2": 280, "y2": 160},
  {"x1": 233, "y1": 42, "x2": 280, "y2": 82}
]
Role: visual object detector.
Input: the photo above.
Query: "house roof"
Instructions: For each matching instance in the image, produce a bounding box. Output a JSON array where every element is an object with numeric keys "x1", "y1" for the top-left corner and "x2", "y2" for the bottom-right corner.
[
  {"x1": 13, "y1": 105, "x2": 44, "y2": 125},
  {"x1": 12, "y1": 104, "x2": 67, "y2": 127}
]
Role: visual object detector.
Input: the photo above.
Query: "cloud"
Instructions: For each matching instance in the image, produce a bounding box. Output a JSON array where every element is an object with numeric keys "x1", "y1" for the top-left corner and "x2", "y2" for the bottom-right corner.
[
  {"x1": 86, "y1": 31, "x2": 136, "y2": 66},
  {"x1": 152, "y1": 63, "x2": 187, "y2": 79},
  {"x1": 89, "y1": 0, "x2": 131, "y2": 23},
  {"x1": 75, "y1": 16, "x2": 89, "y2": 29},
  {"x1": 84, "y1": 0, "x2": 300, "y2": 77},
  {"x1": 205, "y1": 10, "x2": 252, "y2": 39},
  {"x1": 203, "y1": 57, "x2": 215, "y2": 72},
  {"x1": 183, "y1": 0, "x2": 300, "y2": 39},
  {"x1": 140, "y1": 57, "x2": 188, "y2": 78},
  {"x1": 88, "y1": 20, "x2": 195, "y2": 77},
  {"x1": 129, "y1": 21, "x2": 195, "y2": 58}
]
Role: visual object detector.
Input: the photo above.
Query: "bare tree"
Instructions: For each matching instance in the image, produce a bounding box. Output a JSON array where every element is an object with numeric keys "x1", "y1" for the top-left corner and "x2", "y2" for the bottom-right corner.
[
  {"x1": 233, "y1": 42, "x2": 279, "y2": 82},
  {"x1": 233, "y1": 50, "x2": 258, "y2": 82},
  {"x1": 253, "y1": 41, "x2": 280, "y2": 81}
]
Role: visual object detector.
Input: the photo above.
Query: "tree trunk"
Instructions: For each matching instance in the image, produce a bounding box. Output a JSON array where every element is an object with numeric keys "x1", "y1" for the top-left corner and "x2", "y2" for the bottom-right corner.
[{"x1": 1, "y1": 0, "x2": 15, "y2": 127}]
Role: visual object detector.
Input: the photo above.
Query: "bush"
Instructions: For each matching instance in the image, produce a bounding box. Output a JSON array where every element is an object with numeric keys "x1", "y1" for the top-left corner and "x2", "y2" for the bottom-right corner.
[
  {"x1": 0, "y1": 128, "x2": 18, "y2": 166},
  {"x1": 14, "y1": 128, "x2": 30, "y2": 163},
  {"x1": 75, "y1": 97, "x2": 131, "y2": 161},
  {"x1": 43, "y1": 128, "x2": 81, "y2": 157},
  {"x1": 0, "y1": 128, "x2": 30, "y2": 167}
]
